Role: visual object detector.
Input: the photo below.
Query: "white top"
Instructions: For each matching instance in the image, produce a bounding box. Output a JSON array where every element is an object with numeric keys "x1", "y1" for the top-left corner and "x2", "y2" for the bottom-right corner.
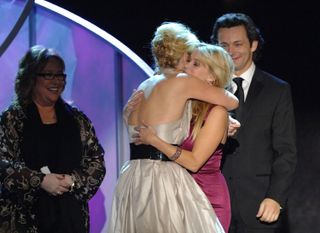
[{"x1": 126, "y1": 74, "x2": 192, "y2": 144}]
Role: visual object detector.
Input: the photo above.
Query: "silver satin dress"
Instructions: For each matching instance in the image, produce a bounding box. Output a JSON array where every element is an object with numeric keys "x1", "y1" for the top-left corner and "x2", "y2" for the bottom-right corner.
[{"x1": 107, "y1": 75, "x2": 224, "y2": 233}]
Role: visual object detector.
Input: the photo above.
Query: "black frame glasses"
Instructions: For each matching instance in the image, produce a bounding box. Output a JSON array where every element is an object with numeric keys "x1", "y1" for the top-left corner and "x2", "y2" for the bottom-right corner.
[{"x1": 37, "y1": 73, "x2": 67, "y2": 81}]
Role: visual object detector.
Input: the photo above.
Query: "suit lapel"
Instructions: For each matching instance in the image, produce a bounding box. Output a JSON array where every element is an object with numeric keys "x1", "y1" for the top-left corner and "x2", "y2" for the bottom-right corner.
[{"x1": 238, "y1": 69, "x2": 264, "y2": 128}]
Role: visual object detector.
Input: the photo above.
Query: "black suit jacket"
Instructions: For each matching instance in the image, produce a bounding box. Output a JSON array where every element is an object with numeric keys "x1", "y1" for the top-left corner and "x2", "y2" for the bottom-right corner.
[{"x1": 222, "y1": 68, "x2": 297, "y2": 228}]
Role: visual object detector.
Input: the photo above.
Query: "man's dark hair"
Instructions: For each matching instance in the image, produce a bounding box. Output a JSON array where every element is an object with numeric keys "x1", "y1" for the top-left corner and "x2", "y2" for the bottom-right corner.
[{"x1": 210, "y1": 13, "x2": 264, "y2": 61}]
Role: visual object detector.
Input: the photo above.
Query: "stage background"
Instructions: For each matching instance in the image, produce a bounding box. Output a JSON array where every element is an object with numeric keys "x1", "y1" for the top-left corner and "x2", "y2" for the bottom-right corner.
[{"x1": 48, "y1": 1, "x2": 319, "y2": 232}]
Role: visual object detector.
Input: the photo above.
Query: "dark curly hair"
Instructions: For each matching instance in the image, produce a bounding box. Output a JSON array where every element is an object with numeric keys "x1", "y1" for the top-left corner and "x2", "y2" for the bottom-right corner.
[
  {"x1": 14, "y1": 45, "x2": 65, "y2": 108},
  {"x1": 210, "y1": 13, "x2": 264, "y2": 61}
]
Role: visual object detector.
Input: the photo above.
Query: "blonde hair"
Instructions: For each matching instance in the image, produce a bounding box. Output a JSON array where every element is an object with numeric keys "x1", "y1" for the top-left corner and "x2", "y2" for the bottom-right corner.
[
  {"x1": 151, "y1": 22, "x2": 199, "y2": 72},
  {"x1": 191, "y1": 43, "x2": 234, "y2": 140}
]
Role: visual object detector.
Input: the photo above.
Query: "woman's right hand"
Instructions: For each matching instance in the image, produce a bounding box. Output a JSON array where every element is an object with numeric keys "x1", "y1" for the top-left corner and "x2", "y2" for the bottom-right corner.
[
  {"x1": 133, "y1": 124, "x2": 157, "y2": 145},
  {"x1": 123, "y1": 90, "x2": 144, "y2": 118}
]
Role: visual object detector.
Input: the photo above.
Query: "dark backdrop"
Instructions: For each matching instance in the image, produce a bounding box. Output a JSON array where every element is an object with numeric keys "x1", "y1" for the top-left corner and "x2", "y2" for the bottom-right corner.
[{"x1": 48, "y1": 0, "x2": 320, "y2": 232}]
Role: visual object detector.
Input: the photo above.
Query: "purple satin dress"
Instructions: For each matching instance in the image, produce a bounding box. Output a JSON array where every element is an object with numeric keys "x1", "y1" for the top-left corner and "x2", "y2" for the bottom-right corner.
[{"x1": 181, "y1": 130, "x2": 231, "y2": 232}]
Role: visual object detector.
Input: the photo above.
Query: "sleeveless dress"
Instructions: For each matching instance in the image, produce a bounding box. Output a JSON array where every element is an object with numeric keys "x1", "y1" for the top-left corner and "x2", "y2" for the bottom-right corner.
[
  {"x1": 107, "y1": 75, "x2": 224, "y2": 233},
  {"x1": 181, "y1": 119, "x2": 231, "y2": 232}
]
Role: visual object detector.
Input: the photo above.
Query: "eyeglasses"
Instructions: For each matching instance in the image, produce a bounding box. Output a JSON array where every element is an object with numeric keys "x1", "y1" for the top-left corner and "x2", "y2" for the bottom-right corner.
[{"x1": 37, "y1": 73, "x2": 66, "y2": 81}]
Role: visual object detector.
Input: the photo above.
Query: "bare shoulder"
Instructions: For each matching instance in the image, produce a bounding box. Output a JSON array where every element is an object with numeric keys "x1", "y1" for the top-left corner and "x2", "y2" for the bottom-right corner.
[
  {"x1": 163, "y1": 73, "x2": 191, "y2": 92},
  {"x1": 204, "y1": 105, "x2": 228, "y2": 131},
  {"x1": 176, "y1": 72, "x2": 198, "y2": 81},
  {"x1": 173, "y1": 72, "x2": 198, "y2": 87},
  {"x1": 176, "y1": 72, "x2": 189, "y2": 78}
]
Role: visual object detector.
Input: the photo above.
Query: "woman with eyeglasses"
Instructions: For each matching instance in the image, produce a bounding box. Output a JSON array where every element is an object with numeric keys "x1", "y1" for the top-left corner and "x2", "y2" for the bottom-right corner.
[{"x1": 0, "y1": 45, "x2": 106, "y2": 233}]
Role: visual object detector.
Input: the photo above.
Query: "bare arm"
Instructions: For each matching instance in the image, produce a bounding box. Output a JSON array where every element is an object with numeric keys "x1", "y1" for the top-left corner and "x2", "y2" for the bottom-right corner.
[
  {"x1": 123, "y1": 75, "x2": 239, "y2": 122},
  {"x1": 178, "y1": 75, "x2": 239, "y2": 111},
  {"x1": 135, "y1": 106, "x2": 228, "y2": 172}
]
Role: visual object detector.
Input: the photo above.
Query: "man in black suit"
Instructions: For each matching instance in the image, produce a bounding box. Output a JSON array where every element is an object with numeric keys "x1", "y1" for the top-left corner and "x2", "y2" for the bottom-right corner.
[{"x1": 211, "y1": 13, "x2": 297, "y2": 233}]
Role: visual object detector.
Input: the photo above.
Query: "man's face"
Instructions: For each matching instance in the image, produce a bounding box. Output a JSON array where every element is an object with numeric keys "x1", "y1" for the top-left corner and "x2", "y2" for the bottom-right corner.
[{"x1": 217, "y1": 25, "x2": 257, "y2": 76}]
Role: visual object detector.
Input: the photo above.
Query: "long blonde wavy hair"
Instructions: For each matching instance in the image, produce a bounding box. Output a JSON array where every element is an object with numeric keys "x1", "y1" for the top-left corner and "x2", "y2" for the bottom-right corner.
[{"x1": 190, "y1": 43, "x2": 234, "y2": 141}]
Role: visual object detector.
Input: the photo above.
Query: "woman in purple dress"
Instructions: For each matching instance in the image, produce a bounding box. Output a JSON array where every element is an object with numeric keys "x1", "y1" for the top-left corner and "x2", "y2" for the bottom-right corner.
[
  {"x1": 135, "y1": 43, "x2": 233, "y2": 232},
  {"x1": 181, "y1": 122, "x2": 231, "y2": 232}
]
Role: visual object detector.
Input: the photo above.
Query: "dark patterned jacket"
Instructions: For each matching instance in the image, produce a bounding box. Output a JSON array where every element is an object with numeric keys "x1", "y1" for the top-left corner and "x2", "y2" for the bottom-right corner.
[{"x1": 0, "y1": 102, "x2": 106, "y2": 233}]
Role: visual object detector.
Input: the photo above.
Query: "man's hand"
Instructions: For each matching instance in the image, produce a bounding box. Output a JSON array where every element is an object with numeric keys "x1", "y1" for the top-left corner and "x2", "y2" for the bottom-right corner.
[
  {"x1": 256, "y1": 198, "x2": 281, "y2": 223},
  {"x1": 228, "y1": 115, "x2": 241, "y2": 136}
]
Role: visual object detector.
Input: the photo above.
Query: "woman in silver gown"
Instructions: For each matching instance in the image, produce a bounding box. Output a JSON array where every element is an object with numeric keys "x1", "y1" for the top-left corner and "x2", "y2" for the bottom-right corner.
[{"x1": 107, "y1": 22, "x2": 238, "y2": 233}]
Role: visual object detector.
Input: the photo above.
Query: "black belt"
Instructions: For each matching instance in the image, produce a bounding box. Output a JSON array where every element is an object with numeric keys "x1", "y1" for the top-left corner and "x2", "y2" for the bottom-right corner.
[{"x1": 130, "y1": 143, "x2": 172, "y2": 161}]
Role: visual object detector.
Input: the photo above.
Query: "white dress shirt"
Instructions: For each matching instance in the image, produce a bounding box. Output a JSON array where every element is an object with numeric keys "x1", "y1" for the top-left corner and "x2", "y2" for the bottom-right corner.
[{"x1": 231, "y1": 63, "x2": 256, "y2": 102}]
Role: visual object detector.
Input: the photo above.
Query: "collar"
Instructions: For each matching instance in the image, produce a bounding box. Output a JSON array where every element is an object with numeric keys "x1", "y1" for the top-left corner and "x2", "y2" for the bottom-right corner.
[
  {"x1": 233, "y1": 62, "x2": 256, "y2": 85},
  {"x1": 231, "y1": 63, "x2": 256, "y2": 98}
]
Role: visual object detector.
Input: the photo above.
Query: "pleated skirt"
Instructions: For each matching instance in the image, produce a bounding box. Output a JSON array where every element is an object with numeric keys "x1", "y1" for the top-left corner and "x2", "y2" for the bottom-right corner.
[{"x1": 107, "y1": 159, "x2": 224, "y2": 233}]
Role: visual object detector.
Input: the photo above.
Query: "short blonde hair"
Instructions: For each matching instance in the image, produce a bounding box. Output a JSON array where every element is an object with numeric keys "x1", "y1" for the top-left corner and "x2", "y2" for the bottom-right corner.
[
  {"x1": 191, "y1": 43, "x2": 234, "y2": 141},
  {"x1": 151, "y1": 22, "x2": 199, "y2": 71}
]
